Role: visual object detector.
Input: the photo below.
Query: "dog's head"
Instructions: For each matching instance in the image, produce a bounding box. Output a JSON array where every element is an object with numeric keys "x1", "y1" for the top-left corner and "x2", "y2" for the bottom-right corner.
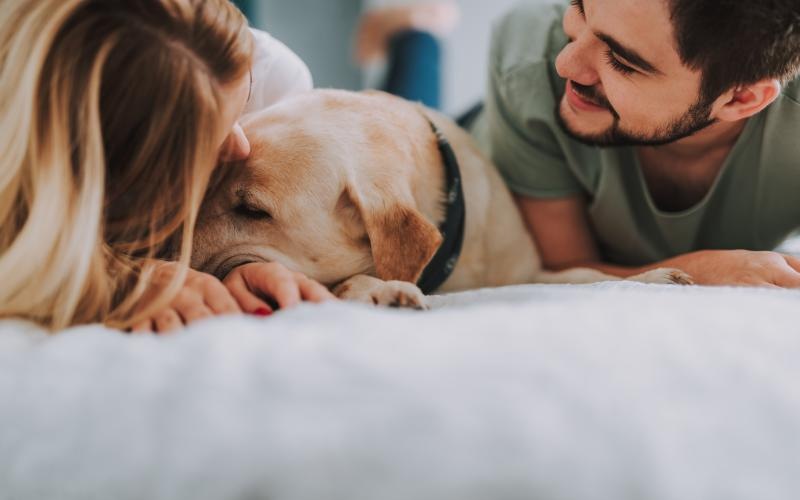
[{"x1": 192, "y1": 90, "x2": 444, "y2": 287}]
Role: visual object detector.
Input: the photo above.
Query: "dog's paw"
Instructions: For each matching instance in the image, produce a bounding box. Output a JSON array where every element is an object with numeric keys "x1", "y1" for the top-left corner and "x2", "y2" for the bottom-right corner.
[
  {"x1": 628, "y1": 268, "x2": 694, "y2": 285},
  {"x1": 371, "y1": 281, "x2": 428, "y2": 310},
  {"x1": 336, "y1": 278, "x2": 428, "y2": 310}
]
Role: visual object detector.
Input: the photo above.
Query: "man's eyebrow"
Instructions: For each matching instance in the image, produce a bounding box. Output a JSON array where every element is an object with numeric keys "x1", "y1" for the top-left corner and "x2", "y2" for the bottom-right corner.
[{"x1": 596, "y1": 33, "x2": 663, "y2": 75}]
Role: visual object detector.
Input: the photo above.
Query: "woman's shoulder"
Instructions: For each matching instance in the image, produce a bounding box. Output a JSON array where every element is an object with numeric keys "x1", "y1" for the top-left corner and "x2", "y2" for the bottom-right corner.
[{"x1": 246, "y1": 28, "x2": 313, "y2": 114}]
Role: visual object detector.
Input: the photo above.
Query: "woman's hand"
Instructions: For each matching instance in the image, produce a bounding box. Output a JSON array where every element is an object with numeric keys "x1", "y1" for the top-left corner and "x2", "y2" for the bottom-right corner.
[
  {"x1": 132, "y1": 263, "x2": 241, "y2": 333},
  {"x1": 223, "y1": 262, "x2": 335, "y2": 315}
]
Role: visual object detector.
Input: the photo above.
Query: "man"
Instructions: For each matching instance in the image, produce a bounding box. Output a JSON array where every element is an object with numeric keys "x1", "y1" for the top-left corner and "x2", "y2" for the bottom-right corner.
[{"x1": 470, "y1": 0, "x2": 800, "y2": 287}]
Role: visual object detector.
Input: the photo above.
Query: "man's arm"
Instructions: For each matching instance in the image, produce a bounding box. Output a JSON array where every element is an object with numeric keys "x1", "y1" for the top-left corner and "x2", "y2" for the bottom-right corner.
[
  {"x1": 515, "y1": 194, "x2": 800, "y2": 287},
  {"x1": 515, "y1": 194, "x2": 605, "y2": 272}
]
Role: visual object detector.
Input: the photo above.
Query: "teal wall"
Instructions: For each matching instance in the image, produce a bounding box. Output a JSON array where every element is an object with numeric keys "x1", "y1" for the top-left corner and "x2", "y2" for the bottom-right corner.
[
  {"x1": 249, "y1": 0, "x2": 362, "y2": 90},
  {"x1": 232, "y1": 0, "x2": 361, "y2": 89},
  {"x1": 232, "y1": 0, "x2": 255, "y2": 19}
]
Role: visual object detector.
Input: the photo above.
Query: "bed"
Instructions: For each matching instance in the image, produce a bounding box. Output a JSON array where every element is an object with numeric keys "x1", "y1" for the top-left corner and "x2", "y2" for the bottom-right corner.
[{"x1": 1, "y1": 275, "x2": 799, "y2": 500}]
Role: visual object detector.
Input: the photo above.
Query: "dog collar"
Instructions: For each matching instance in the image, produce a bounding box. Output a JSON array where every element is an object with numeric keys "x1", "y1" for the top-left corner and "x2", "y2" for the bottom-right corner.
[{"x1": 416, "y1": 116, "x2": 466, "y2": 295}]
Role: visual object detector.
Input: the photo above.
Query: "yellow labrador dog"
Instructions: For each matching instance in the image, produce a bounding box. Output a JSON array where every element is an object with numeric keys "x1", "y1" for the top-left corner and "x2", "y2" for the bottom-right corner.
[{"x1": 193, "y1": 90, "x2": 691, "y2": 308}]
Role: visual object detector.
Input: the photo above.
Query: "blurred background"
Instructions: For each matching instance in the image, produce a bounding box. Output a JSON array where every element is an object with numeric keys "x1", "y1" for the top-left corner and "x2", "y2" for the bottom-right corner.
[{"x1": 233, "y1": 0, "x2": 519, "y2": 115}]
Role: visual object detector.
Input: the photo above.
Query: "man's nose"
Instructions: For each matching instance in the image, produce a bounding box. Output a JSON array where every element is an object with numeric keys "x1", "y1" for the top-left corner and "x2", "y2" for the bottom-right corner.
[
  {"x1": 219, "y1": 122, "x2": 251, "y2": 162},
  {"x1": 555, "y1": 35, "x2": 600, "y2": 88}
]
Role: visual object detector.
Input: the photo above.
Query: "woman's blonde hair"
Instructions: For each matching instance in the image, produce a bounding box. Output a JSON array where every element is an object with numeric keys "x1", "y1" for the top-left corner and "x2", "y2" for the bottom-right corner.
[{"x1": 0, "y1": 0, "x2": 253, "y2": 330}]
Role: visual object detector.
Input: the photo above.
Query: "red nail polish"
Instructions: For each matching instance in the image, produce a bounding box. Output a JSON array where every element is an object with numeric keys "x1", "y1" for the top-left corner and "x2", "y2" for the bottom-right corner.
[{"x1": 253, "y1": 307, "x2": 273, "y2": 317}]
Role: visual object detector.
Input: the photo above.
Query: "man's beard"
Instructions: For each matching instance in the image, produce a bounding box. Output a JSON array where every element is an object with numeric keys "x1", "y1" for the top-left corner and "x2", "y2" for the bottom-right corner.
[{"x1": 555, "y1": 81, "x2": 717, "y2": 147}]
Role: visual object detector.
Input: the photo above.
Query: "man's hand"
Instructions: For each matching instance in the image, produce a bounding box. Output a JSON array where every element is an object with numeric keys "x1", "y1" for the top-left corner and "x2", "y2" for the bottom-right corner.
[
  {"x1": 223, "y1": 262, "x2": 335, "y2": 315},
  {"x1": 132, "y1": 264, "x2": 241, "y2": 333},
  {"x1": 513, "y1": 195, "x2": 800, "y2": 288},
  {"x1": 657, "y1": 250, "x2": 800, "y2": 288}
]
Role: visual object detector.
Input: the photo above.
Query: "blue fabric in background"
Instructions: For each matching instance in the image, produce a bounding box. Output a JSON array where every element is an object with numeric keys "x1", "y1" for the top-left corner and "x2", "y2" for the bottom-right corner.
[{"x1": 383, "y1": 30, "x2": 442, "y2": 110}]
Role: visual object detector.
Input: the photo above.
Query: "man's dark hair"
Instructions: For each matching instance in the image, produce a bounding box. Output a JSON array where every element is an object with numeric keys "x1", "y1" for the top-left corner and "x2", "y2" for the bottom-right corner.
[{"x1": 669, "y1": 0, "x2": 800, "y2": 102}]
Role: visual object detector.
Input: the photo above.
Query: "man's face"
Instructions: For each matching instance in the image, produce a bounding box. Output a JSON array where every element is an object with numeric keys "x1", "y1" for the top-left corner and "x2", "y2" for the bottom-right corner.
[{"x1": 555, "y1": 0, "x2": 716, "y2": 147}]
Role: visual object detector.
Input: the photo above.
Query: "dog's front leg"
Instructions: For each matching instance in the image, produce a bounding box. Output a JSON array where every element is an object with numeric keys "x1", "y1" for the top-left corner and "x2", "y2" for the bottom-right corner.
[
  {"x1": 534, "y1": 267, "x2": 693, "y2": 285},
  {"x1": 332, "y1": 275, "x2": 428, "y2": 310}
]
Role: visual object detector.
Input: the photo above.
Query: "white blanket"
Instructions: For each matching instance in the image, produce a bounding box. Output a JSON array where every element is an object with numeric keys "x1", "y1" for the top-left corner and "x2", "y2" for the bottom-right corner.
[{"x1": 1, "y1": 282, "x2": 799, "y2": 500}]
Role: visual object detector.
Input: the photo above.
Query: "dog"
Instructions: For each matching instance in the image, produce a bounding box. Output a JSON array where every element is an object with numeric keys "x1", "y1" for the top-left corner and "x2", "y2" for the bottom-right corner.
[{"x1": 192, "y1": 89, "x2": 691, "y2": 308}]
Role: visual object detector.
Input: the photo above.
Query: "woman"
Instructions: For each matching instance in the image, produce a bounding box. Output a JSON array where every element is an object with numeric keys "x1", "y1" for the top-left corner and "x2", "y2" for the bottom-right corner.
[{"x1": 0, "y1": 0, "x2": 333, "y2": 333}]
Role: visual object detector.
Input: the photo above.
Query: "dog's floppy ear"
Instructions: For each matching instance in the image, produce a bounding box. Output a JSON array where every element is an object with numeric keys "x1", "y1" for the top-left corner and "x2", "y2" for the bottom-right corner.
[{"x1": 343, "y1": 184, "x2": 443, "y2": 283}]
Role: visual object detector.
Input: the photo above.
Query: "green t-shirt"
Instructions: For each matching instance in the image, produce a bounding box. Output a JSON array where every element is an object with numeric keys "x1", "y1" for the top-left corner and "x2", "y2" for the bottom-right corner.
[{"x1": 470, "y1": 1, "x2": 800, "y2": 266}]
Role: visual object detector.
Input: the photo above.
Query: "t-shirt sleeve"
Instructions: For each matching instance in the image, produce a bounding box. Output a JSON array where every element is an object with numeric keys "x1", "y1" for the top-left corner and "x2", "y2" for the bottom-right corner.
[
  {"x1": 245, "y1": 28, "x2": 313, "y2": 114},
  {"x1": 486, "y1": 68, "x2": 583, "y2": 198},
  {"x1": 486, "y1": 66, "x2": 584, "y2": 199},
  {"x1": 482, "y1": 3, "x2": 584, "y2": 199}
]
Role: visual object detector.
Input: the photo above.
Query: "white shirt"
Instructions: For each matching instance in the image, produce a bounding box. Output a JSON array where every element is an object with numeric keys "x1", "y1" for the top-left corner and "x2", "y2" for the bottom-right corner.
[{"x1": 245, "y1": 29, "x2": 313, "y2": 115}]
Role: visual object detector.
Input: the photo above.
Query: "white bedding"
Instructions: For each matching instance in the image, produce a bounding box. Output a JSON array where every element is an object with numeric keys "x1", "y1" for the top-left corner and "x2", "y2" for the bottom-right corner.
[{"x1": 1, "y1": 282, "x2": 799, "y2": 500}]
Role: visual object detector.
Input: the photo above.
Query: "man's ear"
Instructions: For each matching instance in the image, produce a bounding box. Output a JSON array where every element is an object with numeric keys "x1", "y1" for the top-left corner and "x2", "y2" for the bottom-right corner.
[{"x1": 715, "y1": 79, "x2": 782, "y2": 122}]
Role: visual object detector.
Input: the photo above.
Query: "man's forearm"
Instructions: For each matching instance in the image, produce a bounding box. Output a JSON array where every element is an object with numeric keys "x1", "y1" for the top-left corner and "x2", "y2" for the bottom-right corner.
[
  {"x1": 559, "y1": 252, "x2": 709, "y2": 279},
  {"x1": 569, "y1": 260, "x2": 648, "y2": 278}
]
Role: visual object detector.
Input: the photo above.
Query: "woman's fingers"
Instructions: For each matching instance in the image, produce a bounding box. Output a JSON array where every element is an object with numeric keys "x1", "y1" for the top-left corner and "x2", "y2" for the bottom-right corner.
[
  {"x1": 193, "y1": 273, "x2": 242, "y2": 315},
  {"x1": 171, "y1": 289, "x2": 214, "y2": 324},
  {"x1": 296, "y1": 273, "x2": 336, "y2": 303},
  {"x1": 258, "y1": 273, "x2": 302, "y2": 309},
  {"x1": 130, "y1": 266, "x2": 250, "y2": 333},
  {"x1": 132, "y1": 263, "x2": 336, "y2": 333},
  {"x1": 242, "y1": 263, "x2": 302, "y2": 310},
  {"x1": 153, "y1": 308, "x2": 183, "y2": 334},
  {"x1": 131, "y1": 319, "x2": 154, "y2": 333},
  {"x1": 224, "y1": 271, "x2": 275, "y2": 315},
  {"x1": 130, "y1": 263, "x2": 337, "y2": 333},
  {"x1": 222, "y1": 262, "x2": 336, "y2": 314}
]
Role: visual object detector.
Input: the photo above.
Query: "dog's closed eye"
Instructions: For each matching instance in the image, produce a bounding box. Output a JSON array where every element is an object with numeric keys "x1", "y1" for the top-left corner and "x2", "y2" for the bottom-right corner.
[{"x1": 234, "y1": 202, "x2": 273, "y2": 221}]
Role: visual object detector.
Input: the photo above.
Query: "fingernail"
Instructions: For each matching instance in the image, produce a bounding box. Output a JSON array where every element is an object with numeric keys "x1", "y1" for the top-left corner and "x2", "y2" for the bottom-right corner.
[{"x1": 253, "y1": 307, "x2": 273, "y2": 317}]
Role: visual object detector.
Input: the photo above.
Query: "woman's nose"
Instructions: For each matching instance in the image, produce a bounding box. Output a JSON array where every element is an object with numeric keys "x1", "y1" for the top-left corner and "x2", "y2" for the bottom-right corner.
[{"x1": 219, "y1": 122, "x2": 251, "y2": 162}]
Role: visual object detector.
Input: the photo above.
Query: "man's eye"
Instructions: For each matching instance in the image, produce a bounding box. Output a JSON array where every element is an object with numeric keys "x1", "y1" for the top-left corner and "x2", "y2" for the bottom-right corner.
[
  {"x1": 234, "y1": 203, "x2": 273, "y2": 221},
  {"x1": 604, "y1": 49, "x2": 636, "y2": 75},
  {"x1": 570, "y1": 0, "x2": 585, "y2": 15}
]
